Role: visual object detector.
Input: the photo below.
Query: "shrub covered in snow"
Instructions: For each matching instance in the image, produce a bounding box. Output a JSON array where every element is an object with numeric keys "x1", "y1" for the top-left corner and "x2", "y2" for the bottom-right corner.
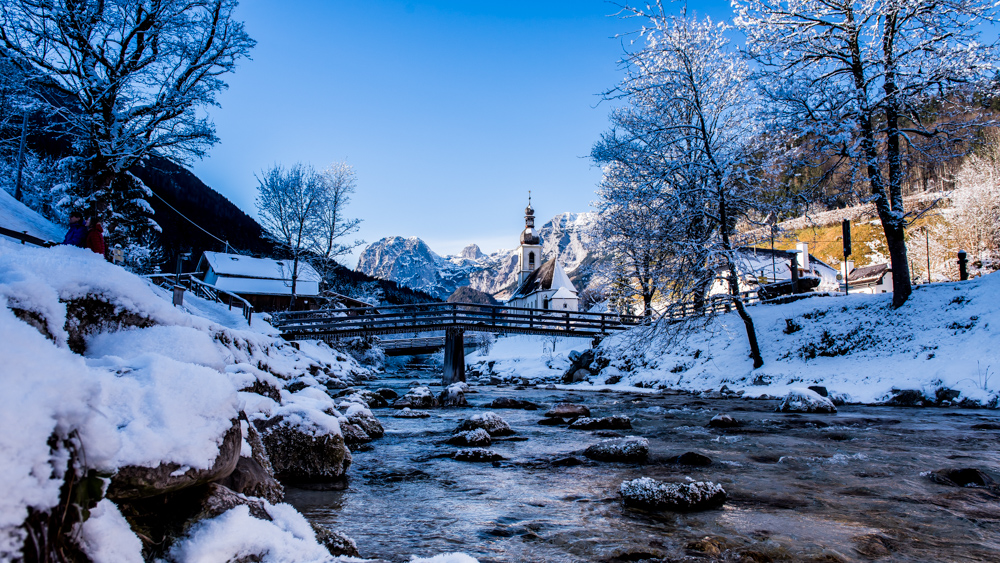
[{"x1": 619, "y1": 477, "x2": 726, "y2": 511}]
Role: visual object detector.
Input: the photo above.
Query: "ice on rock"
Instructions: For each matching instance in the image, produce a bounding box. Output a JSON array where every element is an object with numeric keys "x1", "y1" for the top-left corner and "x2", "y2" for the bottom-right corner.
[{"x1": 619, "y1": 477, "x2": 726, "y2": 511}]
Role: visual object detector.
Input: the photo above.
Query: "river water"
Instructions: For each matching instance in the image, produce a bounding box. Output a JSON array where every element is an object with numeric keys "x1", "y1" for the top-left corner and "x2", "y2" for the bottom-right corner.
[{"x1": 286, "y1": 372, "x2": 1000, "y2": 562}]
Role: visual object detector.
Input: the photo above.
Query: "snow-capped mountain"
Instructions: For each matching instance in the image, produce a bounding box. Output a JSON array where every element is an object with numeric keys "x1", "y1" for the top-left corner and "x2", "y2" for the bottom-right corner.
[{"x1": 356, "y1": 212, "x2": 600, "y2": 301}]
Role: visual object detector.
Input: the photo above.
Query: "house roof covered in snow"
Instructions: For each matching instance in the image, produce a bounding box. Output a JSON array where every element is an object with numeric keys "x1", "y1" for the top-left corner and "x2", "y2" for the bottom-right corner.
[
  {"x1": 849, "y1": 263, "x2": 891, "y2": 285},
  {"x1": 509, "y1": 259, "x2": 577, "y2": 300},
  {"x1": 199, "y1": 251, "x2": 321, "y2": 282}
]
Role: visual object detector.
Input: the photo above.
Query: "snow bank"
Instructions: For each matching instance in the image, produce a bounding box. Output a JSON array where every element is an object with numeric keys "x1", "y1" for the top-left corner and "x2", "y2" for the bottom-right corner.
[
  {"x1": 467, "y1": 334, "x2": 592, "y2": 382},
  {"x1": 593, "y1": 274, "x2": 1000, "y2": 404},
  {"x1": 0, "y1": 241, "x2": 371, "y2": 559}
]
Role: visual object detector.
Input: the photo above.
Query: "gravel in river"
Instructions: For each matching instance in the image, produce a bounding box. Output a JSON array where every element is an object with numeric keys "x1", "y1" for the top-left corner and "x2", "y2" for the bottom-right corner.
[{"x1": 285, "y1": 375, "x2": 1000, "y2": 563}]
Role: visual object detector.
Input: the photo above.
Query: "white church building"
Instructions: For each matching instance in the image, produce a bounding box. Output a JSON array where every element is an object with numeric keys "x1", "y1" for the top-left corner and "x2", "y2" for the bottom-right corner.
[{"x1": 506, "y1": 198, "x2": 580, "y2": 311}]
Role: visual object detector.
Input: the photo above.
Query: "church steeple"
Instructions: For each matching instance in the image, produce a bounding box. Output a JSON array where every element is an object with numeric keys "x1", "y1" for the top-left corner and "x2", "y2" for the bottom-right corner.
[
  {"x1": 520, "y1": 191, "x2": 540, "y2": 245},
  {"x1": 518, "y1": 192, "x2": 542, "y2": 285}
]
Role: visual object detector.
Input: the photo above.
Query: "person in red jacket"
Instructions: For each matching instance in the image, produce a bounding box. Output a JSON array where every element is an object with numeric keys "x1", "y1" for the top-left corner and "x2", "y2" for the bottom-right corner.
[{"x1": 84, "y1": 216, "x2": 106, "y2": 256}]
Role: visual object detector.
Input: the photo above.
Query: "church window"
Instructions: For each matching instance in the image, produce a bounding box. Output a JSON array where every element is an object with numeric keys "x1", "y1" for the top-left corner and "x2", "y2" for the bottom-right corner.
[{"x1": 528, "y1": 251, "x2": 535, "y2": 269}]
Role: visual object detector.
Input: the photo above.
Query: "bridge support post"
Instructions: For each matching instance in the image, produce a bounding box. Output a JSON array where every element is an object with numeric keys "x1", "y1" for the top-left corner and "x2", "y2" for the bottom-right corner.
[{"x1": 443, "y1": 327, "x2": 466, "y2": 386}]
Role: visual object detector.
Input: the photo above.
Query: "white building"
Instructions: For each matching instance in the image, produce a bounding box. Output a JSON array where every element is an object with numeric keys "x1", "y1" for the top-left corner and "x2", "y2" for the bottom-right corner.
[
  {"x1": 196, "y1": 251, "x2": 322, "y2": 310},
  {"x1": 847, "y1": 263, "x2": 893, "y2": 294},
  {"x1": 506, "y1": 198, "x2": 579, "y2": 311},
  {"x1": 709, "y1": 243, "x2": 841, "y2": 296}
]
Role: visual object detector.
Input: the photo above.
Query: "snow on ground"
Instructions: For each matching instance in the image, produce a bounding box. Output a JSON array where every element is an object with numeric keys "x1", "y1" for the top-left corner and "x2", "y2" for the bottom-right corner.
[
  {"x1": 466, "y1": 334, "x2": 593, "y2": 381},
  {"x1": 0, "y1": 187, "x2": 63, "y2": 243},
  {"x1": 464, "y1": 274, "x2": 1000, "y2": 406},
  {"x1": 0, "y1": 239, "x2": 483, "y2": 562},
  {"x1": 589, "y1": 274, "x2": 1000, "y2": 405}
]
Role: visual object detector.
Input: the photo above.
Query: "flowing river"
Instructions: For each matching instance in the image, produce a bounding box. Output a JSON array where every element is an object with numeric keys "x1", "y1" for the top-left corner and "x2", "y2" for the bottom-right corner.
[{"x1": 286, "y1": 371, "x2": 1000, "y2": 562}]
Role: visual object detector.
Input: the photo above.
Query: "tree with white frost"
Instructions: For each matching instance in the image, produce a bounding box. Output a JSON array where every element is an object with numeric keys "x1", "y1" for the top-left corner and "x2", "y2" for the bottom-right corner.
[
  {"x1": 949, "y1": 131, "x2": 1000, "y2": 272},
  {"x1": 0, "y1": 0, "x2": 255, "y2": 217},
  {"x1": 734, "y1": 0, "x2": 999, "y2": 307},
  {"x1": 593, "y1": 4, "x2": 769, "y2": 367},
  {"x1": 256, "y1": 164, "x2": 325, "y2": 308},
  {"x1": 312, "y1": 162, "x2": 363, "y2": 267}
]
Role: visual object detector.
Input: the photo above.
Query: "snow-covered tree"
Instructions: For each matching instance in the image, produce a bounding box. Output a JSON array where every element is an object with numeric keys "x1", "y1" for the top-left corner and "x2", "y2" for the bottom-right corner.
[
  {"x1": 256, "y1": 163, "x2": 325, "y2": 308},
  {"x1": 0, "y1": 0, "x2": 255, "y2": 215},
  {"x1": 949, "y1": 132, "x2": 1000, "y2": 272},
  {"x1": 312, "y1": 161, "x2": 363, "y2": 269},
  {"x1": 734, "y1": 0, "x2": 999, "y2": 307},
  {"x1": 593, "y1": 5, "x2": 768, "y2": 366}
]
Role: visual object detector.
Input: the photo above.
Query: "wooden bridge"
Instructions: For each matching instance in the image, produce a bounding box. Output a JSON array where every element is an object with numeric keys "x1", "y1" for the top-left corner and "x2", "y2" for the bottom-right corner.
[{"x1": 272, "y1": 302, "x2": 643, "y2": 384}]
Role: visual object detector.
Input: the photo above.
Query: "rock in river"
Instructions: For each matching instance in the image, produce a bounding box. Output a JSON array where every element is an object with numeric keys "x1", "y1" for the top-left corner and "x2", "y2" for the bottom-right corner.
[
  {"x1": 456, "y1": 412, "x2": 514, "y2": 436},
  {"x1": 454, "y1": 448, "x2": 505, "y2": 462},
  {"x1": 584, "y1": 436, "x2": 649, "y2": 463},
  {"x1": 620, "y1": 477, "x2": 726, "y2": 511},
  {"x1": 568, "y1": 415, "x2": 632, "y2": 430},
  {"x1": 666, "y1": 452, "x2": 713, "y2": 467},
  {"x1": 926, "y1": 468, "x2": 997, "y2": 488},
  {"x1": 447, "y1": 428, "x2": 492, "y2": 447},
  {"x1": 708, "y1": 414, "x2": 740, "y2": 428},
  {"x1": 392, "y1": 407, "x2": 430, "y2": 419},
  {"x1": 776, "y1": 388, "x2": 837, "y2": 414},
  {"x1": 439, "y1": 382, "x2": 469, "y2": 407},
  {"x1": 393, "y1": 386, "x2": 438, "y2": 409},
  {"x1": 545, "y1": 403, "x2": 590, "y2": 418},
  {"x1": 486, "y1": 397, "x2": 539, "y2": 410}
]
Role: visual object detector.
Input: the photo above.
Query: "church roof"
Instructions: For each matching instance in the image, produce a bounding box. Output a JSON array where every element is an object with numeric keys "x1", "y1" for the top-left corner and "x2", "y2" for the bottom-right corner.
[{"x1": 509, "y1": 259, "x2": 578, "y2": 300}]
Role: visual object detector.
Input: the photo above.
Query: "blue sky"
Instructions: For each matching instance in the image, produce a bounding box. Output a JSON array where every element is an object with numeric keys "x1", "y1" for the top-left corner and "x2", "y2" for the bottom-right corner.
[{"x1": 191, "y1": 1, "x2": 736, "y2": 266}]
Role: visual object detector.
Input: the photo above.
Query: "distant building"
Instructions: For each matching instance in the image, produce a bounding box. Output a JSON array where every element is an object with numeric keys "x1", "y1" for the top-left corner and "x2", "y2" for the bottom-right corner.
[
  {"x1": 196, "y1": 251, "x2": 322, "y2": 311},
  {"x1": 506, "y1": 196, "x2": 579, "y2": 311},
  {"x1": 847, "y1": 263, "x2": 893, "y2": 294},
  {"x1": 709, "y1": 243, "x2": 841, "y2": 296}
]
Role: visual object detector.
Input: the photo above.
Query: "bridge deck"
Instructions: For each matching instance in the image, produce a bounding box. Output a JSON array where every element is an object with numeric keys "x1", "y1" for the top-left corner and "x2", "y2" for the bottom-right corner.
[{"x1": 272, "y1": 302, "x2": 644, "y2": 340}]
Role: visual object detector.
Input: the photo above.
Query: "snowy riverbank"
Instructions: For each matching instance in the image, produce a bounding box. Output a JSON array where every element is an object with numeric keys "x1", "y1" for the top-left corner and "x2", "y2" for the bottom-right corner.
[
  {"x1": 469, "y1": 274, "x2": 1000, "y2": 407},
  {"x1": 0, "y1": 241, "x2": 479, "y2": 562}
]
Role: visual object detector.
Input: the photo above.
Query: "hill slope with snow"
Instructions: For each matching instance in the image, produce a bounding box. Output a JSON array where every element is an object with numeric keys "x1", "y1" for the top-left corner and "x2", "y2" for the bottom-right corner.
[{"x1": 0, "y1": 188, "x2": 63, "y2": 243}]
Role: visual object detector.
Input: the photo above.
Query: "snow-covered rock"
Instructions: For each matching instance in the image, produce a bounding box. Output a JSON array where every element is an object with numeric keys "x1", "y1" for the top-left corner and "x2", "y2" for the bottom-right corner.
[
  {"x1": 619, "y1": 477, "x2": 726, "y2": 511},
  {"x1": 545, "y1": 403, "x2": 590, "y2": 418},
  {"x1": 777, "y1": 388, "x2": 838, "y2": 414},
  {"x1": 394, "y1": 385, "x2": 439, "y2": 409},
  {"x1": 453, "y1": 448, "x2": 505, "y2": 462},
  {"x1": 447, "y1": 428, "x2": 492, "y2": 447},
  {"x1": 440, "y1": 382, "x2": 469, "y2": 407},
  {"x1": 568, "y1": 415, "x2": 632, "y2": 430},
  {"x1": 455, "y1": 412, "x2": 514, "y2": 436},
  {"x1": 583, "y1": 437, "x2": 649, "y2": 463}
]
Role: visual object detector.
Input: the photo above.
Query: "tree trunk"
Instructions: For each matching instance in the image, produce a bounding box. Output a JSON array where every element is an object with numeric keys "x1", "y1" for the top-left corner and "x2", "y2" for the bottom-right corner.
[{"x1": 732, "y1": 298, "x2": 763, "y2": 369}]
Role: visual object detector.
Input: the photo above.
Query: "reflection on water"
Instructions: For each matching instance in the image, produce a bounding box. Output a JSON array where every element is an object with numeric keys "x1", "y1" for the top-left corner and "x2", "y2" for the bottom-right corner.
[{"x1": 285, "y1": 374, "x2": 1000, "y2": 562}]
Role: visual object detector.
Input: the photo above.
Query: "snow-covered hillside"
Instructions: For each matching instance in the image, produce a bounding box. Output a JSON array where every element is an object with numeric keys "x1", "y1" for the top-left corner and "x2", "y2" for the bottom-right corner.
[
  {"x1": 467, "y1": 275, "x2": 1000, "y2": 407},
  {"x1": 357, "y1": 212, "x2": 599, "y2": 300}
]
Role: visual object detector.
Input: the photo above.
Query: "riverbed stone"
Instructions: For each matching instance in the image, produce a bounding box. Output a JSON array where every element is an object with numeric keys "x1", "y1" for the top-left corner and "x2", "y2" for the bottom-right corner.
[
  {"x1": 545, "y1": 403, "x2": 590, "y2": 418},
  {"x1": 776, "y1": 388, "x2": 837, "y2": 414},
  {"x1": 439, "y1": 383, "x2": 469, "y2": 407},
  {"x1": 218, "y1": 456, "x2": 284, "y2": 504},
  {"x1": 191, "y1": 483, "x2": 271, "y2": 523},
  {"x1": 538, "y1": 417, "x2": 567, "y2": 426},
  {"x1": 447, "y1": 428, "x2": 492, "y2": 447},
  {"x1": 312, "y1": 524, "x2": 361, "y2": 558},
  {"x1": 107, "y1": 418, "x2": 242, "y2": 500},
  {"x1": 376, "y1": 388, "x2": 398, "y2": 400},
  {"x1": 348, "y1": 410, "x2": 384, "y2": 440},
  {"x1": 882, "y1": 388, "x2": 929, "y2": 407},
  {"x1": 340, "y1": 422, "x2": 371, "y2": 447},
  {"x1": 455, "y1": 412, "x2": 514, "y2": 436},
  {"x1": 808, "y1": 385, "x2": 829, "y2": 397},
  {"x1": 392, "y1": 407, "x2": 430, "y2": 419},
  {"x1": 708, "y1": 414, "x2": 740, "y2": 428},
  {"x1": 454, "y1": 448, "x2": 505, "y2": 462},
  {"x1": 568, "y1": 415, "x2": 632, "y2": 430},
  {"x1": 584, "y1": 436, "x2": 649, "y2": 463},
  {"x1": 486, "y1": 397, "x2": 539, "y2": 410},
  {"x1": 926, "y1": 467, "x2": 997, "y2": 488},
  {"x1": 341, "y1": 389, "x2": 388, "y2": 409},
  {"x1": 254, "y1": 415, "x2": 352, "y2": 483},
  {"x1": 619, "y1": 477, "x2": 726, "y2": 512},
  {"x1": 667, "y1": 452, "x2": 713, "y2": 467},
  {"x1": 393, "y1": 386, "x2": 438, "y2": 409}
]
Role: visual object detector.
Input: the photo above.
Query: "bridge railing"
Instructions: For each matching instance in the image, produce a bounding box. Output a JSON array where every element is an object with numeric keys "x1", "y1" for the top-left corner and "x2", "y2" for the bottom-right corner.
[{"x1": 272, "y1": 302, "x2": 644, "y2": 337}]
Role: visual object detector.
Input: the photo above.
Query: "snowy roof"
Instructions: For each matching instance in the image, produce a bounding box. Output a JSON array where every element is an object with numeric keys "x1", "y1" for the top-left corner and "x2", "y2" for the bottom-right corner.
[
  {"x1": 510, "y1": 260, "x2": 578, "y2": 299},
  {"x1": 551, "y1": 287, "x2": 577, "y2": 299},
  {"x1": 0, "y1": 188, "x2": 64, "y2": 243},
  {"x1": 214, "y1": 277, "x2": 320, "y2": 297},
  {"x1": 199, "y1": 252, "x2": 321, "y2": 282},
  {"x1": 849, "y1": 263, "x2": 891, "y2": 285}
]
